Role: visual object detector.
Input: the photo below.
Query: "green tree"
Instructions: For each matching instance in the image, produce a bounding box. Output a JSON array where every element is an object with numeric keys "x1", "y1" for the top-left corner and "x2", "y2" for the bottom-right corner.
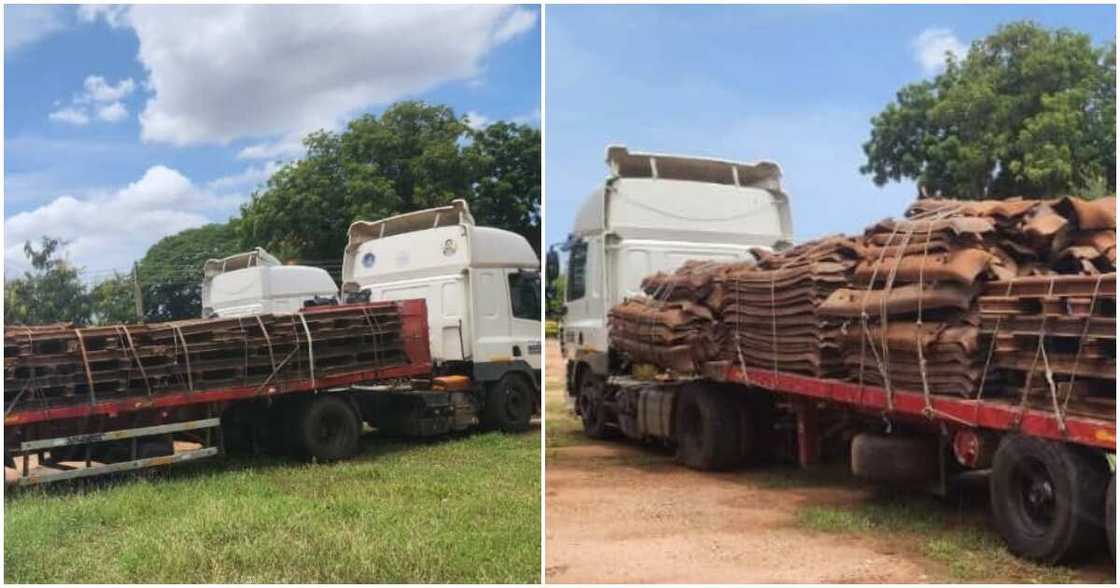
[
  {"x1": 4, "y1": 237, "x2": 90, "y2": 326},
  {"x1": 90, "y1": 273, "x2": 138, "y2": 325},
  {"x1": 137, "y1": 223, "x2": 242, "y2": 321},
  {"x1": 862, "y1": 21, "x2": 1115, "y2": 199},
  {"x1": 466, "y1": 121, "x2": 542, "y2": 254},
  {"x1": 238, "y1": 101, "x2": 541, "y2": 264},
  {"x1": 546, "y1": 274, "x2": 566, "y2": 319}
]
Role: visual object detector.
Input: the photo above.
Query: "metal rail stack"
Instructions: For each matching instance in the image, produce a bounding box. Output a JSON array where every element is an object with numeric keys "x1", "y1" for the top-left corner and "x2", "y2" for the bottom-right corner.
[
  {"x1": 5, "y1": 302, "x2": 413, "y2": 415},
  {"x1": 978, "y1": 275, "x2": 1116, "y2": 419},
  {"x1": 609, "y1": 196, "x2": 1116, "y2": 422},
  {"x1": 720, "y1": 237, "x2": 860, "y2": 377}
]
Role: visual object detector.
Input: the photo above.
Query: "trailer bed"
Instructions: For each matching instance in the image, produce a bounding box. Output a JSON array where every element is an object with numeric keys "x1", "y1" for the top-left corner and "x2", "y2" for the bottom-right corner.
[
  {"x1": 5, "y1": 300, "x2": 432, "y2": 427},
  {"x1": 704, "y1": 362, "x2": 1115, "y2": 450}
]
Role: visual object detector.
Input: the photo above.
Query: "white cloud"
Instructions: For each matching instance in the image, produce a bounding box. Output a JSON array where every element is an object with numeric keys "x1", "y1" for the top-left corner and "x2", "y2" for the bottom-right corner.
[
  {"x1": 512, "y1": 108, "x2": 541, "y2": 127},
  {"x1": 77, "y1": 5, "x2": 130, "y2": 29},
  {"x1": 493, "y1": 7, "x2": 537, "y2": 44},
  {"x1": 81, "y1": 76, "x2": 136, "y2": 103},
  {"x1": 96, "y1": 102, "x2": 129, "y2": 123},
  {"x1": 5, "y1": 5, "x2": 68, "y2": 51},
  {"x1": 118, "y1": 5, "x2": 536, "y2": 146},
  {"x1": 48, "y1": 75, "x2": 136, "y2": 125},
  {"x1": 237, "y1": 136, "x2": 306, "y2": 161},
  {"x1": 911, "y1": 28, "x2": 967, "y2": 75},
  {"x1": 465, "y1": 111, "x2": 490, "y2": 130},
  {"x1": 49, "y1": 107, "x2": 90, "y2": 126},
  {"x1": 206, "y1": 161, "x2": 282, "y2": 191},
  {"x1": 4, "y1": 166, "x2": 244, "y2": 276}
]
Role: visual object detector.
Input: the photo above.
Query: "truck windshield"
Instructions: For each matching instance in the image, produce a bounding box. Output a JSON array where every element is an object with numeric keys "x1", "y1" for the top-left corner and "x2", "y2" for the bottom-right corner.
[{"x1": 509, "y1": 271, "x2": 541, "y2": 321}]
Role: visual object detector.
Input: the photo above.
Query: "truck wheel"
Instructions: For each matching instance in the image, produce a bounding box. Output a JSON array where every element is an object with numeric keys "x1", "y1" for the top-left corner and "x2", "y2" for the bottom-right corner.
[
  {"x1": 296, "y1": 395, "x2": 361, "y2": 461},
  {"x1": 674, "y1": 386, "x2": 739, "y2": 471},
  {"x1": 850, "y1": 433, "x2": 939, "y2": 484},
  {"x1": 482, "y1": 375, "x2": 533, "y2": 433},
  {"x1": 732, "y1": 393, "x2": 776, "y2": 466},
  {"x1": 1107, "y1": 476, "x2": 1115, "y2": 561},
  {"x1": 577, "y1": 373, "x2": 612, "y2": 439},
  {"x1": 990, "y1": 435, "x2": 1108, "y2": 564}
]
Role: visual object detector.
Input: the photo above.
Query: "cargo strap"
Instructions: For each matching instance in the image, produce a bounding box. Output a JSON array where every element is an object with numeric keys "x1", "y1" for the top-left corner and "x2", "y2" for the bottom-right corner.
[
  {"x1": 74, "y1": 329, "x2": 97, "y2": 405},
  {"x1": 297, "y1": 313, "x2": 317, "y2": 389},
  {"x1": 255, "y1": 315, "x2": 277, "y2": 372},
  {"x1": 171, "y1": 324, "x2": 194, "y2": 393},
  {"x1": 115, "y1": 325, "x2": 152, "y2": 397},
  {"x1": 1061, "y1": 273, "x2": 1106, "y2": 415}
]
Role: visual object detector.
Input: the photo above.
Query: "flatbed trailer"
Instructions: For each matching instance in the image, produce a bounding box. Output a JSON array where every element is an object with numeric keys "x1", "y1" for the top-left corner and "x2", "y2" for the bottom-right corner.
[
  {"x1": 575, "y1": 357, "x2": 1116, "y2": 564},
  {"x1": 4, "y1": 299, "x2": 506, "y2": 486}
]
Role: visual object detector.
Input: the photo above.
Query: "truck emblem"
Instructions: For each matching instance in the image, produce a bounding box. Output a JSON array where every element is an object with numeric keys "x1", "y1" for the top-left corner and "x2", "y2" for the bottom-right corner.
[
  {"x1": 443, "y1": 239, "x2": 457, "y2": 256},
  {"x1": 362, "y1": 253, "x2": 376, "y2": 268}
]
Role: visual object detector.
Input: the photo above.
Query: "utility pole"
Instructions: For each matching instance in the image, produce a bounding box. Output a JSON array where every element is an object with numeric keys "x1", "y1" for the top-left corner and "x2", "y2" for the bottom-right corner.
[{"x1": 132, "y1": 261, "x2": 144, "y2": 321}]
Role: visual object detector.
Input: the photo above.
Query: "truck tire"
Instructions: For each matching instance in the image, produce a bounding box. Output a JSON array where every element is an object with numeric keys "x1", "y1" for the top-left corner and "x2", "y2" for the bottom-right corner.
[
  {"x1": 1108, "y1": 476, "x2": 1116, "y2": 561},
  {"x1": 577, "y1": 372, "x2": 612, "y2": 439},
  {"x1": 295, "y1": 395, "x2": 361, "y2": 461},
  {"x1": 732, "y1": 393, "x2": 775, "y2": 466},
  {"x1": 990, "y1": 435, "x2": 1108, "y2": 564},
  {"x1": 850, "y1": 433, "x2": 939, "y2": 484},
  {"x1": 481, "y1": 374, "x2": 533, "y2": 433},
  {"x1": 674, "y1": 386, "x2": 739, "y2": 471}
]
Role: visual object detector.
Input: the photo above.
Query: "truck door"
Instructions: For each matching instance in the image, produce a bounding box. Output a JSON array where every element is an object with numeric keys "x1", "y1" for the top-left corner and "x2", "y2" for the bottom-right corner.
[
  {"x1": 562, "y1": 236, "x2": 607, "y2": 355},
  {"x1": 469, "y1": 268, "x2": 514, "y2": 364},
  {"x1": 506, "y1": 269, "x2": 542, "y2": 372}
]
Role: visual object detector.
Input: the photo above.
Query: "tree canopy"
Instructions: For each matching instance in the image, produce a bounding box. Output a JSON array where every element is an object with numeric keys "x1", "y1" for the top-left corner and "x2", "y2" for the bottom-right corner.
[
  {"x1": 862, "y1": 21, "x2": 1115, "y2": 199},
  {"x1": 237, "y1": 101, "x2": 541, "y2": 264},
  {"x1": 90, "y1": 273, "x2": 138, "y2": 325},
  {"x1": 8, "y1": 101, "x2": 539, "y2": 325},
  {"x1": 136, "y1": 223, "x2": 242, "y2": 321},
  {"x1": 4, "y1": 237, "x2": 90, "y2": 326}
]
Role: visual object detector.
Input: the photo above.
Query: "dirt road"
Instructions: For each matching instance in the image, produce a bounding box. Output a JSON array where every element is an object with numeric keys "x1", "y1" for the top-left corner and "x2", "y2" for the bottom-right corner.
[{"x1": 543, "y1": 339, "x2": 1113, "y2": 584}]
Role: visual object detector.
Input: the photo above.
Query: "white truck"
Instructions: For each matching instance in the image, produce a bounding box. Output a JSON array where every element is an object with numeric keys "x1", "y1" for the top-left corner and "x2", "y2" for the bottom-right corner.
[
  {"x1": 548, "y1": 145, "x2": 793, "y2": 409},
  {"x1": 201, "y1": 248, "x2": 339, "y2": 318},
  {"x1": 341, "y1": 199, "x2": 542, "y2": 431}
]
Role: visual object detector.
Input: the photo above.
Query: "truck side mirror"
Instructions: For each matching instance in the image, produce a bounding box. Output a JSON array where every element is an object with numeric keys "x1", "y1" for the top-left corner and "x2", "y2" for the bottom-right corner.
[{"x1": 546, "y1": 248, "x2": 560, "y2": 281}]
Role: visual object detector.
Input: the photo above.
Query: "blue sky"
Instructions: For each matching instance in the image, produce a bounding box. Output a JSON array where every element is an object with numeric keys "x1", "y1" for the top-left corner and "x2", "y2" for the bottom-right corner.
[
  {"x1": 5, "y1": 4, "x2": 540, "y2": 279},
  {"x1": 545, "y1": 4, "x2": 1115, "y2": 249}
]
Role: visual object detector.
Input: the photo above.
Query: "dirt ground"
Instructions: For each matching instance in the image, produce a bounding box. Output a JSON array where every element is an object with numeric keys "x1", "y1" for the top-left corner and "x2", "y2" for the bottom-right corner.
[{"x1": 543, "y1": 339, "x2": 1114, "y2": 584}]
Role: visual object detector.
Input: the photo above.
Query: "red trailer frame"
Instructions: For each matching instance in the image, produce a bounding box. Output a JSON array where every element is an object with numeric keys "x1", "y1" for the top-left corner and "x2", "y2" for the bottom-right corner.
[
  {"x1": 5, "y1": 300, "x2": 433, "y2": 427},
  {"x1": 5, "y1": 300, "x2": 433, "y2": 486},
  {"x1": 709, "y1": 363, "x2": 1115, "y2": 452}
]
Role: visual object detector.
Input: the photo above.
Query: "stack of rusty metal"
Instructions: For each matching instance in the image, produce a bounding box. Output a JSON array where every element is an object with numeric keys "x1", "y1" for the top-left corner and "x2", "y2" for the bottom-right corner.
[
  {"x1": 718, "y1": 236, "x2": 861, "y2": 377},
  {"x1": 608, "y1": 196, "x2": 1115, "y2": 418},
  {"x1": 5, "y1": 302, "x2": 411, "y2": 412},
  {"x1": 819, "y1": 196, "x2": 1116, "y2": 402},
  {"x1": 606, "y1": 260, "x2": 744, "y2": 373},
  {"x1": 905, "y1": 196, "x2": 1116, "y2": 277},
  {"x1": 977, "y1": 274, "x2": 1116, "y2": 417},
  {"x1": 818, "y1": 215, "x2": 998, "y2": 397},
  {"x1": 608, "y1": 296, "x2": 720, "y2": 374}
]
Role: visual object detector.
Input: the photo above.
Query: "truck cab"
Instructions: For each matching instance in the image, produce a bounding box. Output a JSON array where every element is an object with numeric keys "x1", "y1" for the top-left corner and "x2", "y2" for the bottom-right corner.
[
  {"x1": 556, "y1": 145, "x2": 793, "y2": 405},
  {"x1": 201, "y1": 248, "x2": 339, "y2": 318},
  {"x1": 341, "y1": 199, "x2": 542, "y2": 423}
]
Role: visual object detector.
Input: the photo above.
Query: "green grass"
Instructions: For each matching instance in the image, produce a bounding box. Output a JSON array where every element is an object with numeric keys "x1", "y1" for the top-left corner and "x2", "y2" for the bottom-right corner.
[
  {"x1": 5, "y1": 431, "x2": 540, "y2": 584},
  {"x1": 794, "y1": 492, "x2": 1085, "y2": 583}
]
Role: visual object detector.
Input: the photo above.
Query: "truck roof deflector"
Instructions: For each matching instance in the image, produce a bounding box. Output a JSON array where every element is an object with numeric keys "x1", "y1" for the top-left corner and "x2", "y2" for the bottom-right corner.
[
  {"x1": 345, "y1": 199, "x2": 476, "y2": 254},
  {"x1": 605, "y1": 144, "x2": 784, "y2": 191}
]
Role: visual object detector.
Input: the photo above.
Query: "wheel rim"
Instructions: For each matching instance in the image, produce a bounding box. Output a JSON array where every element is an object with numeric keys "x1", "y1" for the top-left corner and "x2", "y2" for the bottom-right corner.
[
  {"x1": 1012, "y1": 457, "x2": 1057, "y2": 536},
  {"x1": 505, "y1": 384, "x2": 526, "y2": 420},
  {"x1": 317, "y1": 411, "x2": 345, "y2": 448},
  {"x1": 579, "y1": 391, "x2": 594, "y2": 422}
]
